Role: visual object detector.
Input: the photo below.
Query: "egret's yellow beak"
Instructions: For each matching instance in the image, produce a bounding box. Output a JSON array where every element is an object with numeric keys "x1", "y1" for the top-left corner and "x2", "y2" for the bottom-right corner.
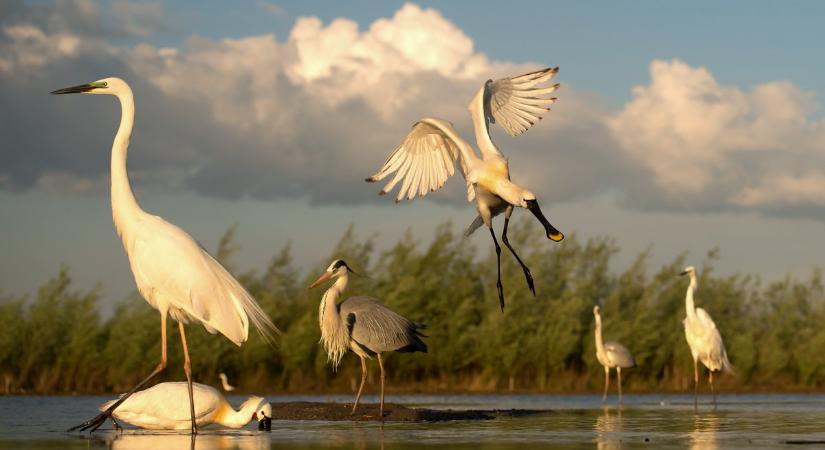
[{"x1": 309, "y1": 271, "x2": 332, "y2": 289}]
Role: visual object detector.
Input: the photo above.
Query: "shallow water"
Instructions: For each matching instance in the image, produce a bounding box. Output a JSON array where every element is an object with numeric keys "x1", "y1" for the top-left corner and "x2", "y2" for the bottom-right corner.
[{"x1": 2, "y1": 393, "x2": 825, "y2": 449}]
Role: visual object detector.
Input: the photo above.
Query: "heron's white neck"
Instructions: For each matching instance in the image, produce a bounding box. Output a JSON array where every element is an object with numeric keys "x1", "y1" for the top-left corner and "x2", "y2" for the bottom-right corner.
[
  {"x1": 469, "y1": 85, "x2": 500, "y2": 158},
  {"x1": 216, "y1": 398, "x2": 259, "y2": 428},
  {"x1": 594, "y1": 312, "x2": 605, "y2": 356},
  {"x1": 318, "y1": 274, "x2": 350, "y2": 369},
  {"x1": 110, "y1": 86, "x2": 143, "y2": 243},
  {"x1": 685, "y1": 274, "x2": 698, "y2": 320}
]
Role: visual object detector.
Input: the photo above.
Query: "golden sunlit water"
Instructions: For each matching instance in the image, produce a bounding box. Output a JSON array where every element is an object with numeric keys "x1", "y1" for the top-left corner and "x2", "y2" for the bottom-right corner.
[{"x1": 3, "y1": 394, "x2": 825, "y2": 449}]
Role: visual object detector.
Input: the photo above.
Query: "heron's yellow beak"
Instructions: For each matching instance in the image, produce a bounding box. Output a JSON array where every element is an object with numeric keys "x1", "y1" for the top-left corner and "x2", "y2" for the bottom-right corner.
[{"x1": 309, "y1": 271, "x2": 332, "y2": 289}]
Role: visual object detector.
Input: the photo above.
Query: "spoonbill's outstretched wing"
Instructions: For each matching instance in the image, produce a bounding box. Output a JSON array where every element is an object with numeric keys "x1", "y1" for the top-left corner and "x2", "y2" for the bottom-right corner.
[
  {"x1": 484, "y1": 67, "x2": 560, "y2": 136},
  {"x1": 366, "y1": 117, "x2": 477, "y2": 202}
]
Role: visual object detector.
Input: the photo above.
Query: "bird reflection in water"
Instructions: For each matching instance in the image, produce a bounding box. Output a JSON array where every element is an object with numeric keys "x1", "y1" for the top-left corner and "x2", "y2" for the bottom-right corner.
[
  {"x1": 594, "y1": 406, "x2": 624, "y2": 450},
  {"x1": 690, "y1": 412, "x2": 720, "y2": 450},
  {"x1": 103, "y1": 430, "x2": 270, "y2": 450}
]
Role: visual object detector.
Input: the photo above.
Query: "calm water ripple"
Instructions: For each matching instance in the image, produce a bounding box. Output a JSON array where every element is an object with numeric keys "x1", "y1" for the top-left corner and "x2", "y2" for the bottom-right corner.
[{"x1": 2, "y1": 393, "x2": 825, "y2": 449}]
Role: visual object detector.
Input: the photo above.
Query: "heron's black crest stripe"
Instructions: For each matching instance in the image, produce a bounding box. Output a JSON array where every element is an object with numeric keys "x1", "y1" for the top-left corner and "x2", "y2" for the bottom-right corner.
[{"x1": 333, "y1": 260, "x2": 348, "y2": 270}]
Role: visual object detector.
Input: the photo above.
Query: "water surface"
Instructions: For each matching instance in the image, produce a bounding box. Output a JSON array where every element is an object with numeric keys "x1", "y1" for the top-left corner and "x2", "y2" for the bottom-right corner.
[{"x1": 2, "y1": 393, "x2": 824, "y2": 449}]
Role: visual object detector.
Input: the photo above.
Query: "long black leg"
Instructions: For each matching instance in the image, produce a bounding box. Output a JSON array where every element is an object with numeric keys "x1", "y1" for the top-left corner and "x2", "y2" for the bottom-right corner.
[
  {"x1": 490, "y1": 227, "x2": 505, "y2": 311},
  {"x1": 501, "y1": 217, "x2": 535, "y2": 296},
  {"x1": 69, "y1": 313, "x2": 168, "y2": 432}
]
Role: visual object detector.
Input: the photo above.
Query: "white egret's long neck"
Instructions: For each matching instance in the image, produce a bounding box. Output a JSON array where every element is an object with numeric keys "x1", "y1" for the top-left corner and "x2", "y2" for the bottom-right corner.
[
  {"x1": 110, "y1": 87, "x2": 142, "y2": 242},
  {"x1": 685, "y1": 274, "x2": 698, "y2": 320},
  {"x1": 319, "y1": 273, "x2": 350, "y2": 369},
  {"x1": 594, "y1": 313, "x2": 605, "y2": 356},
  {"x1": 469, "y1": 85, "x2": 500, "y2": 158},
  {"x1": 217, "y1": 399, "x2": 257, "y2": 428}
]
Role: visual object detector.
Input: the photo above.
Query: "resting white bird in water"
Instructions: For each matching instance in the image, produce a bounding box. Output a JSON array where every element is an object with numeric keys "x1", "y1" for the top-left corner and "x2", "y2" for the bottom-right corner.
[
  {"x1": 52, "y1": 78, "x2": 279, "y2": 434},
  {"x1": 681, "y1": 266, "x2": 733, "y2": 408},
  {"x1": 593, "y1": 306, "x2": 636, "y2": 403},
  {"x1": 367, "y1": 67, "x2": 564, "y2": 311},
  {"x1": 218, "y1": 373, "x2": 235, "y2": 392},
  {"x1": 101, "y1": 382, "x2": 272, "y2": 431},
  {"x1": 309, "y1": 259, "x2": 427, "y2": 419}
]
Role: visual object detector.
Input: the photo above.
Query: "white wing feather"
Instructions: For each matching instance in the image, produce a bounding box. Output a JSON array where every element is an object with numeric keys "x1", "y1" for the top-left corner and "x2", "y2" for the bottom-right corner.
[
  {"x1": 684, "y1": 307, "x2": 733, "y2": 373},
  {"x1": 486, "y1": 67, "x2": 559, "y2": 136},
  {"x1": 102, "y1": 382, "x2": 222, "y2": 429},
  {"x1": 129, "y1": 214, "x2": 279, "y2": 346},
  {"x1": 366, "y1": 118, "x2": 476, "y2": 202}
]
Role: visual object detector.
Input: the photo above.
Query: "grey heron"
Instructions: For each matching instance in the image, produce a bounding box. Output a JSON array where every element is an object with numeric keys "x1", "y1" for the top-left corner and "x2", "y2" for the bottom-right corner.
[
  {"x1": 309, "y1": 259, "x2": 427, "y2": 419},
  {"x1": 681, "y1": 266, "x2": 733, "y2": 408},
  {"x1": 593, "y1": 305, "x2": 636, "y2": 403},
  {"x1": 366, "y1": 67, "x2": 565, "y2": 310},
  {"x1": 52, "y1": 78, "x2": 279, "y2": 434}
]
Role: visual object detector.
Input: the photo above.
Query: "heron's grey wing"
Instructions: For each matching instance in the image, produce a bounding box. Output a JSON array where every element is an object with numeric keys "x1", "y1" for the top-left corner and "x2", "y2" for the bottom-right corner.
[
  {"x1": 339, "y1": 296, "x2": 427, "y2": 354},
  {"x1": 366, "y1": 118, "x2": 477, "y2": 202},
  {"x1": 604, "y1": 341, "x2": 636, "y2": 368},
  {"x1": 486, "y1": 67, "x2": 559, "y2": 136}
]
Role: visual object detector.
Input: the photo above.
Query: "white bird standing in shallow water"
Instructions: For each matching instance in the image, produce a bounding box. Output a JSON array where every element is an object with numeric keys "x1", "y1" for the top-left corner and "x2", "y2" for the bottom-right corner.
[
  {"x1": 367, "y1": 67, "x2": 565, "y2": 311},
  {"x1": 52, "y1": 78, "x2": 279, "y2": 434},
  {"x1": 593, "y1": 306, "x2": 636, "y2": 403},
  {"x1": 101, "y1": 382, "x2": 272, "y2": 431},
  {"x1": 681, "y1": 266, "x2": 733, "y2": 408},
  {"x1": 218, "y1": 373, "x2": 235, "y2": 392},
  {"x1": 309, "y1": 259, "x2": 427, "y2": 419}
]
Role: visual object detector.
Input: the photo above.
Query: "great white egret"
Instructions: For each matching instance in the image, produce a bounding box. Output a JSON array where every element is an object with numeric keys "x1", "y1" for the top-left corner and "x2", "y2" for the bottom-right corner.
[
  {"x1": 309, "y1": 259, "x2": 427, "y2": 419},
  {"x1": 681, "y1": 266, "x2": 733, "y2": 408},
  {"x1": 218, "y1": 373, "x2": 236, "y2": 392},
  {"x1": 52, "y1": 77, "x2": 279, "y2": 434},
  {"x1": 593, "y1": 305, "x2": 636, "y2": 403},
  {"x1": 366, "y1": 67, "x2": 565, "y2": 310},
  {"x1": 100, "y1": 382, "x2": 271, "y2": 430}
]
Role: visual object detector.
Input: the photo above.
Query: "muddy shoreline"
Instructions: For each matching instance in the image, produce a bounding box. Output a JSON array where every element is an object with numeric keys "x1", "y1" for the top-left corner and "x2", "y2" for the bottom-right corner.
[{"x1": 269, "y1": 401, "x2": 552, "y2": 422}]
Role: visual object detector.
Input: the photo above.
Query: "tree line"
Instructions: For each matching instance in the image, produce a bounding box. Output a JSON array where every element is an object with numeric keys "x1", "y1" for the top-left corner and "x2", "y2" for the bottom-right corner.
[{"x1": 1, "y1": 219, "x2": 824, "y2": 395}]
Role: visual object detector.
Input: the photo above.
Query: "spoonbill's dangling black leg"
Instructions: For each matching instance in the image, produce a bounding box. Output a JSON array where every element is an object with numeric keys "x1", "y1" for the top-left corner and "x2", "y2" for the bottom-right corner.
[
  {"x1": 489, "y1": 227, "x2": 505, "y2": 311},
  {"x1": 501, "y1": 207, "x2": 535, "y2": 296}
]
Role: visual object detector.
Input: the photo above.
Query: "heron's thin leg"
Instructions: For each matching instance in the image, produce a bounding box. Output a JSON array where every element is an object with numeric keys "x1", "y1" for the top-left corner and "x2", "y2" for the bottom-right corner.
[
  {"x1": 352, "y1": 355, "x2": 368, "y2": 414},
  {"x1": 617, "y1": 367, "x2": 623, "y2": 404},
  {"x1": 709, "y1": 370, "x2": 716, "y2": 408},
  {"x1": 69, "y1": 313, "x2": 169, "y2": 432},
  {"x1": 377, "y1": 353, "x2": 386, "y2": 421},
  {"x1": 179, "y1": 321, "x2": 197, "y2": 435},
  {"x1": 501, "y1": 215, "x2": 535, "y2": 296},
  {"x1": 602, "y1": 366, "x2": 609, "y2": 402},
  {"x1": 489, "y1": 227, "x2": 505, "y2": 311},
  {"x1": 693, "y1": 359, "x2": 699, "y2": 410}
]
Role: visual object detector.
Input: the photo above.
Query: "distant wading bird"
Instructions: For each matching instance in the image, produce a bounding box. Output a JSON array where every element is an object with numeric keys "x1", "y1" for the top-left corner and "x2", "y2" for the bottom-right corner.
[
  {"x1": 681, "y1": 266, "x2": 733, "y2": 408},
  {"x1": 593, "y1": 306, "x2": 636, "y2": 403},
  {"x1": 52, "y1": 78, "x2": 279, "y2": 434},
  {"x1": 309, "y1": 259, "x2": 427, "y2": 418},
  {"x1": 100, "y1": 382, "x2": 272, "y2": 431},
  {"x1": 366, "y1": 67, "x2": 565, "y2": 310},
  {"x1": 218, "y1": 373, "x2": 235, "y2": 392}
]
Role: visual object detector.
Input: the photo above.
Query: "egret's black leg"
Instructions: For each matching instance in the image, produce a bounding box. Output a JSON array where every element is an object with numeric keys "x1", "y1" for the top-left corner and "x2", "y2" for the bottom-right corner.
[
  {"x1": 489, "y1": 227, "x2": 505, "y2": 311},
  {"x1": 69, "y1": 314, "x2": 168, "y2": 433},
  {"x1": 179, "y1": 321, "x2": 197, "y2": 435},
  {"x1": 501, "y1": 217, "x2": 535, "y2": 296},
  {"x1": 110, "y1": 416, "x2": 123, "y2": 433}
]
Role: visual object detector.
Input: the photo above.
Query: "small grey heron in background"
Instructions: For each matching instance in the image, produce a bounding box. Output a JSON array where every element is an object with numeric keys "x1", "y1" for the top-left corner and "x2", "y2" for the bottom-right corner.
[
  {"x1": 309, "y1": 259, "x2": 427, "y2": 419},
  {"x1": 366, "y1": 67, "x2": 565, "y2": 311},
  {"x1": 218, "y1": 373, "x2": 235, "y2": 392},
  {"x1": 593, "y1": 306, "x2": 636, "y2": 403},
  {"x1": 681, "y1": 266, "x2": 733, "y2": 408}
]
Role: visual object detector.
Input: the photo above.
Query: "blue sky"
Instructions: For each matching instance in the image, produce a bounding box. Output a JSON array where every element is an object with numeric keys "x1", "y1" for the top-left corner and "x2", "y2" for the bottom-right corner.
[{"x1": 2, "y1": 1, "x2": 825, "y2": 310}]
